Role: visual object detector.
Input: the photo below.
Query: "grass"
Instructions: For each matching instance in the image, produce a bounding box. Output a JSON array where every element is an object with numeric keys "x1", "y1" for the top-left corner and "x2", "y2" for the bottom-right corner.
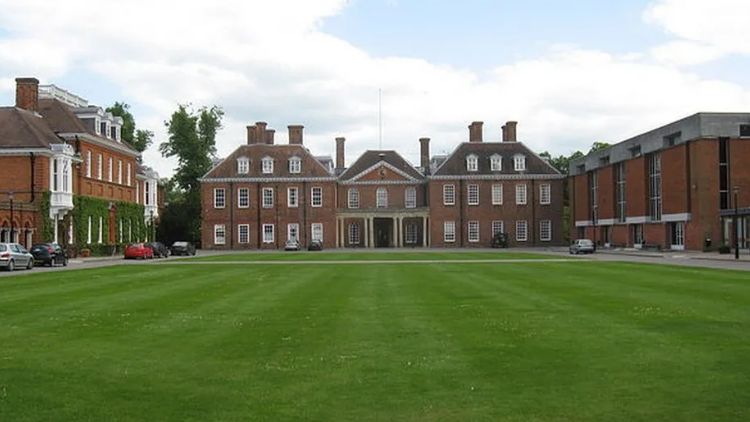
[{"x1": 0, "y1": 253, "x2": 749, "y2": 421}]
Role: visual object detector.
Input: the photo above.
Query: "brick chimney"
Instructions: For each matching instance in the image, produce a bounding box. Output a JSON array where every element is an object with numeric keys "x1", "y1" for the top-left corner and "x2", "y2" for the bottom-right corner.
[
  {"x1": 246, "y1": 125, "x2": 257, "y2": 144},
  {"x1": 15, "y1": 77, "x2": 39, "y2": 112},
  {"x1": 288, "y1": 125, "x2": 304, "y2": 145},
  {"x1": 254, "y1": 122, "x2": 267, "y2": 144},
  {"x1": 419, "y1": 138, "x2": 430, "y2": 172},
  {"x1": 335, "y1": 137, "x2": 346, "y2": 170},
  {"x1": 265, "y1": 129, "x2": 276, "y2": 145},
  {"x1": 504, "y1": 121, "x2": 518, "y2": 142},
  {"x1": 469, "y1": 121, "x2": 483, "y2": 143}
]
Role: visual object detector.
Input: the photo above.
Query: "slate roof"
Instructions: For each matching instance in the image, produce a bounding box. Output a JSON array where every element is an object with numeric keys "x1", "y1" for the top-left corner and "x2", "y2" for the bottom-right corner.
[
  {"x1": 203, "y1": 144, "x2": 333, "y2": 179},
  {"x1": 433, "y1": 142, "x2": 560, "y2": 176},
  {"x1": 339, "y1": 150, "x2": 424, "y2": 180},
  {"x1": 0, "y1": 107, "x2": 63, "y2": 149}
]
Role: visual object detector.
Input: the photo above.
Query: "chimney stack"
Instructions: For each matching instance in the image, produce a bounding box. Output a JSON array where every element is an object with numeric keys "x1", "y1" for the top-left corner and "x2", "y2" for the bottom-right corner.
[
  {"x1": 504, "y1": 121, "x2": 518, "y2": 142},
  {"x1": 15, "y1": 77, "x2": 39, "y2": 112},
  {"x1": 246, "y1": 125, "x2": 257, "y2": 144},
  {"x1": 419, "y1": 138, "x2": 430, "y2": 173},
  {"x1": 265, "y1": 129, "x2": 276, "y2": 145},
  {"x1": 335, "y1": 137, "x2": 346, "y2": 170},
  {"x1": 254, "y1": 121, "x2": 267, "y2": 145},
  {"x1": 288, "y1": 125, "x2": 304, "y2": 145},
  {"x1": 469, "y1": 121, "x2": 483, "y2": 143}
]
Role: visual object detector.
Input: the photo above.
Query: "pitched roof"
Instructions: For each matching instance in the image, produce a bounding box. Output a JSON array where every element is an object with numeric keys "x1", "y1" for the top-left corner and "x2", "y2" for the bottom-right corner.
[
  {"x1": 339, "y1": 150, "x2": 424, "y2": 181},
  {"x1": 203, "y1": 144, "x2": 333, "y2": 179},
  {"x1": 0, "y1": 107, "x2": 63, "y2": 149},
  {"x1": 433, "y1": 142, "x2": 560, "y2": 176}
]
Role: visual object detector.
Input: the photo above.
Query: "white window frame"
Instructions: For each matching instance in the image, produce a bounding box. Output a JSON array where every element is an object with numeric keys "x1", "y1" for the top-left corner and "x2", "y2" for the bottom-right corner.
[
  {"x1": 405, "y1": 187, "x2": 417, "y2": 209},
  {"x1": 97, "y1": 154, "x2": 103, "y2": 180},
  {"x1": 87, "y1": 216, "x2": 92, "y2": 244},
  {"x1": 262, "y1": 187, "x2": 274, "y2": 208},
  {"x1": 311, "y1": 223, "x2": 323, "y2": 242},
  {"x1": 287, "y1": 187, "x2": 299, "y2": 208},
  {"x1": 514, "y1": 155, "x2": 526, "y2": 171},
  {"x1": 466, "y1": 154, "x2": 478, "y2": 172},
  {"x1": 540, "y1": 184, "x2": 551, "y2": 205},
  {"x1": 348, "y1": 189, "x2": 359, "y2": 209},
  {"x1": 262, "y1": 224, "x2": 275, "y2": 243},
  {"x1": 289, "y1": 157, "x2": 301, "y2": 174},
  {"x1": 214, "y1": 224, "x2": 226, "y2": 245},
  {"x1": 444, "y1": 221, "x2": 456, "y2": 243},
  {"x1": 127, "y1": 163, "x2": 132, "y2": 186},
  {"x1": 515, "y1": 184, "x2": 527, "y2": 205},
  {"x1": 405, "y1": 223, "x2": 418, "y2": 244},
  {"x1": 376, "y1": 187, "x2": 388, "y2": 208},
  {"x1": 287, "y1": 223, "x2": 300, "y2": 242},
  {"x1": 117, "y1": 160, "x2": 123, "y2": 184},
  {"x1": 516, "y1": 220, "x2": 528, "y2": 242},
  {"x1": 491, "y1": 220, "x2": 504, "y2": 237},
  {"x1": 86, "y1": 150, "x2": 92, "y2": 178},
  {"x1": 262, "y1": 157, "x2": 274, "y2": 174},
  {"x1": 443, "y1": 184, "x2": 455, "y2": 206},
  {"x1": 214, "y1": 188, "x2": 226, "y2": 209},
  {"x1": 98, "y1": 216, "x2": 103, "y2": 244},
  {"x1": 540, "y1": 220, "x2": 552, "y2": 242},
  {"x1": 311, "y1": 187, "x2": 323, "y2": 207},
  {"x1": 492, "y1": 184, "x2": 503, "y2": 205},
  {"x1": 468, "y1": 221, "x2": 480, "y2": 243},
  {"x1": 348, "y1": 223, "x2": 360, "y2": 245},
  {"x1": 490, "y1": 154, "x2": 502, "y2": 171},
  {"x1": 108, "y1": 156, "x2": 113, "y2": 182},
  {"x1": 238, "y1": 188, "x2": 250, "y2": 208},
  {"x1": 238, "y1": 224, "x2": 249, "y2": 244},
  {"x1": 468, "y1": 184, "x2": 479, "y2": 206},
  {"x1": 237, "y1": 157, "x2": 249, "y2": 174}
]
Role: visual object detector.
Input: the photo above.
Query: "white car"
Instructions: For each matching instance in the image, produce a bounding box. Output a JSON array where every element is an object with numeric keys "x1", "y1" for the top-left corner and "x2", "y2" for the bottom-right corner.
[
  {"x1": 284, "y1": 240, "x2": 301, "y2": 251},
  {"x1": 0, "y1": 243, "x2": 35, "y2": 271},
  {"x1": 569, "y1": 239, "x2": 596, "y2": 254}
]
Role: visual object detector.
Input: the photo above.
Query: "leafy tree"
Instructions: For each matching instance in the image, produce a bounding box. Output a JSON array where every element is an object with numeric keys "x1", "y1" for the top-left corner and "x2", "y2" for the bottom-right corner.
[
  {"x1": 588, "y1": 141, "x2": 611, "y2": 153},
  {"x1": 159, "y1": 104, "x2": 224, "y2": 245},
  {"x1": 106, "y1": 102, "x2": 154, "y2": 154},
  {"x1": 133, "y1": 129, "x2": 154, "y2": 156}
]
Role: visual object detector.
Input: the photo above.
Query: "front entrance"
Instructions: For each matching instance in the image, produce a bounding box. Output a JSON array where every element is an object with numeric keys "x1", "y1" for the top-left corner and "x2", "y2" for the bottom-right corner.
[{"x1": 374, "y1": 218, "x2": 392, "y2": 248}]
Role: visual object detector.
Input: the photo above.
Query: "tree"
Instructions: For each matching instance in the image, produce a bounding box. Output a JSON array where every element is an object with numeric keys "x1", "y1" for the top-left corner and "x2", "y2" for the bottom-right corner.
[
  {"x1": 159, "y1": 104, "x2": 224, "y2": 245},
  {"x1": 106, "y1": 102, "x2": 154, "y2": 153},
  {"x1": 589, "y1": 141, "x2": 611, "y2": 153}
]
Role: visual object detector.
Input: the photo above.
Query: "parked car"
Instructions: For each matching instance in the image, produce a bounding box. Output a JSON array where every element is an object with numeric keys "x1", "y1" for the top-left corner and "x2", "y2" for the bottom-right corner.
[
  {"x1": 284, "y1": 239, "x2": 301, "y2": 251},
  {"x1": 30, "y1": 243, "x2": 68, "y2": 267},
  {"x1": 569, "y1": 239, "x2": 596, "y2": 254},
  {"x1": 0, "y1": 243, "x2": 35, "y2": 271},
  {"x1": 147, "y1": 242, "x2": 170, "y2": 258},
  {"x1": 124, "y1": 243, "x2": 154, "y2": 260},
  {"x1": 170, "y1": 241, "x2": 196, "y2": 256},
  {"x1": 307, "y1": 240, "x2": 323, "y2": 251}
]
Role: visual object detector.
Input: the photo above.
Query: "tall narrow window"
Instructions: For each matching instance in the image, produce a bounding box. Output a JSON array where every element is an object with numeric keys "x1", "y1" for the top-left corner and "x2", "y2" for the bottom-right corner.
[
  {"x1": 238, "y1": 224, "x2": 249, "y2": 244},
  {"x1": 288, "y1": 187, "x2": 299, "y2": 208},
  {"x1": 311, "y1": 223, "x2": 323, "y2": 242},
  {"x1": 648, "y1": 153, "x2": 662, "y2": 221},
  {"x1": 443, "y1": 184, "x2": 455, "y2": 205},
  {"x1": 127, "y1": 163, "x2": 132, "y2": 186},
  {"x1": 108, "y1": 157, "x2": 113, "y2": 182},
  {"x1": 492, "y1": 220, "x2": 504, "y2": 237},
  {"x1": 615, "y1": 163, "x2": 626, "y2": 222},
  {"x1": 262, "y1": 224, "x2": 274, "y2": 243},
  {"x1": 719, "y1": 138, "x2": 729, "y2": 209},
  {"x1": 349, "y1": 224, "x2": 360, "y2": 245},
  {"x1": 468, "y1": 221, "x2": 480, "y2": 242},
  {"x1": 348, "y1": 189, "x2": 359, "y2": 209},
  {"x1": 52, "y1": 159, "x2": 59, "y2": 191},
  {"x1": 145, "y1": 181, "x2": 151, "y2": 205},
  {"x1": 213, "y1": 188, "x2": 226, "y2": 208},
  {"x1": 214, "y1": 224, "x2": 226, "y2": 245},
  {"x1": 287, "y1": 224, "x2": 300, "y2": 242},
  {"x1": 515, "y1": 184, "x2": 527, "y2": 205},
  {"x1": 443, "y1": 221, "x2": 456, "y2": 243},
  {"x1": 405, "y1": 224, "x2": 417, "y2": 244},
  {"x1": 514, "y1": 155, "x2": 526, "y2": 171},
  {"x1": 98, "y1": 216, "x2": 103, "y2": 244},
  {"x1": 238, "y1": 188, "x2": 250, "y2": 208},
  {"x1": 262, "y1": 188, "x2": 274, "y2": 208},
  {"x1": 117, "y1": 160, "x2": 123, "y2": 184},
  {"x1": 97, "y1": 154, "x2": 103, "y2": 180},
  {"x1": 87, "y1": 216, "x2": 92, "y2": 244},
  {"x1": 516, "y1": 220, "x2": 528, "y2": 242},
  {"x1": 376, "y1": 188, "x2": 388, "y2": 208},
  {"x1": 492, "y1": 184, "x2": 503, "y2": 205},
  {"x1": 539, "y1": 184, "x2": 551, "y2": 205},
  {"x1": 311, "y1": 187, "x2": 323, "y2": 207},
  {"x1": 540, "y1": 220, "x2": 552, "y2": 242},
  {"x1": 86, "y1": 151, "x2": 92, "y2": 178},
  {"x1": 62, "y1": 160, "x2": 69, "y2": 192},
  {"x1": 589, "y1": 171, "x2": 598, "y2": 223},
  {"x1": 405, "y1": 187, "x2": 417, "y2": 208},
  {"x1": 468, "y1": 184, "x2": 479, "y2": 205}
]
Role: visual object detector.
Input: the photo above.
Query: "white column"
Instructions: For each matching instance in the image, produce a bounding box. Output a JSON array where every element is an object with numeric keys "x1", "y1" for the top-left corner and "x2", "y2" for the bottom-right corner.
[
  {"x1": 53, "y1": 213, "x2": 59, "y2": 244},
  {"x1": 398, "y1": 218, "x2": 403, "y2": 247},
  {"x1": 368, "y1": 217, "x2": 374, "y2": 248}
]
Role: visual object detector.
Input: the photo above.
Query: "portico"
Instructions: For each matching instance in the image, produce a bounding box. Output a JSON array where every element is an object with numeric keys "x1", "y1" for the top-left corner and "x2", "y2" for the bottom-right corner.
[{"x1": 336, "y1": 208, "x2": 430, "y2": 248}]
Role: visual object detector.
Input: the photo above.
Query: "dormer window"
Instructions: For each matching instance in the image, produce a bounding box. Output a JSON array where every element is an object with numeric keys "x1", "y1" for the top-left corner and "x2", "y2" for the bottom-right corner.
[
  {"x1": 466, "y1": 154, "x2": 478, "y2": 172},
  {"x1": 95, "y1": 118, "x2": 101, "y2": 135},
  {"x1": 289, "y1": 157, "x2": 301, "y2": 174},
  {"x1": 490, "y1": 154, "x2": 502, "y2": 171},
  {"x1": 111, "y1": 125, "x2": 120, "y2": 141},
  {"x1": 237, "y1": 157, "x2": 249, "y2": 174},
  {"x1": 513, "y1": 154, "x2": 526, "y2": 172},
  {"x1": 262, "y1": 157, "x2": 274, "y2": 174}
]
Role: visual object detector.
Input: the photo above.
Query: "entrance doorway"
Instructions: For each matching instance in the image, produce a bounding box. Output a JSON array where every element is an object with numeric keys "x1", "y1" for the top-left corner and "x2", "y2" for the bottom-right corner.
[{"x1": 373, "y1": 218, "x2": 392, "y2": 248}]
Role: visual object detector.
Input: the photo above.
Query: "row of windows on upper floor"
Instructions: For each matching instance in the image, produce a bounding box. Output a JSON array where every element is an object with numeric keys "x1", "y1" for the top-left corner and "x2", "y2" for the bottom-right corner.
[
  {"x1": 236, "y1": 156, "x2": 302, "y2": 175},
  {"x1": 212, "y1": 183, "x2": 552, "y2": 210},
  {"x1": 82, "y1": 150, "x2": 157, "y2": 206},
  {"x1": 465, "y1": 154, "x2": 526, "y2": 172}
]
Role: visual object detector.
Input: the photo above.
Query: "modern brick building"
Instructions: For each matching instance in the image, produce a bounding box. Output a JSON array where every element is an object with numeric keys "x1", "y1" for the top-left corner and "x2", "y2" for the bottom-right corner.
[
  {"x1": 0, "y1": 77, "x2": 160, "y2": 251},
  {"x1": 569, "y1": 113, "x2": 750, "y2": 251},
  {"x1": 201, "y1": 120, "x2": 565, "y2": 249}
]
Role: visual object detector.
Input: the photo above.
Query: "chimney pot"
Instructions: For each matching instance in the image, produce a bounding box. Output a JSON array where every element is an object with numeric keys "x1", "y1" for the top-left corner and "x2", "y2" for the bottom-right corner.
[
  {"x1": 265, "y1": 129, "x2": 276, "y2": 145},
  {"x1": 288, "y1": 125, "x2": 304, "y2": 145},
  {"x1": 335, "y1": 137, "x2": 346, "y2": 170},
  {"x1": 469, "y1": 121, "x2": 484, "y2": 143},
  {"x1": 246, "y1": 125, "x2": 257, "y2": 144},
  {"x1": 419, "y1": 137, "x2": 430, "y2": 173},
  {"x1": 15, "y1": 77, "x2": 40, "y2": 112},
  {"x1": 504, "y1": 121, "x2": 518, "y2": 142}
]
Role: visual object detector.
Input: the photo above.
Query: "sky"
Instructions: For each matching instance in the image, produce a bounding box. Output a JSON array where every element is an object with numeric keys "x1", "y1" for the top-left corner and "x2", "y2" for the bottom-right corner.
[{"x1": 1, "y1": 0, "x2": 750, "y2": 177}]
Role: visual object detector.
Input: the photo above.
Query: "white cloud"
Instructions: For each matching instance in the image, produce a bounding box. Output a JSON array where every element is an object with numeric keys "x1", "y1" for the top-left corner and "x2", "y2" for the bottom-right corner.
[{"x1": 0, "y1": 0, "x2": 749, "y2": 177}]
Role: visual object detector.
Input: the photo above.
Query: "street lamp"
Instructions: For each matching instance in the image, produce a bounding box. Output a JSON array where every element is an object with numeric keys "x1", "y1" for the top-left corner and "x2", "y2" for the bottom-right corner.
[
  {"x1": 8, "y1": 192, "x2": 14, "y2": 243},
  {"x1": 734, "y1": 186, "x2": 740, "y2": 260}
]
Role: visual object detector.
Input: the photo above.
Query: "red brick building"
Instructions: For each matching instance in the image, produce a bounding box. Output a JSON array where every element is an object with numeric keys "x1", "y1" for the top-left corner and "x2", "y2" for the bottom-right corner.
[
  {"x1": 569, "y1": 113, "x2": 750, "y2": 251},
  {"x1": 201, "y1": 120, "x2": 565, "y2": 249},
  {"x1": 0, "y1": 77, "x2": 160, "y2": 250}
]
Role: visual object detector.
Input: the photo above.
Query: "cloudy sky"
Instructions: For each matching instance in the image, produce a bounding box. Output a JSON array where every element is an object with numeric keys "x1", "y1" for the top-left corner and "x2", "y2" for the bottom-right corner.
[{"x1": 1, "y1": 0, "x2": 749, "y2": 176}]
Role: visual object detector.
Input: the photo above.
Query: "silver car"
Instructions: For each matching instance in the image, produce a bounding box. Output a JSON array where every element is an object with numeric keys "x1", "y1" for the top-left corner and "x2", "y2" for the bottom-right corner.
[
  {"x1": 0, "y1": 243, "x2": 35, "y2": 271},
  {"x1": 569, "y1": 239, "x2": 596, "y2": 254}
]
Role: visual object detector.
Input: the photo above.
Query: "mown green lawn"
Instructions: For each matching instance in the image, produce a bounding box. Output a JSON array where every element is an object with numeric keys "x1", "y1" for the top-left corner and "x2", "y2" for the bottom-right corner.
[{"x1": 0, "y1": 253, "x2": 749, "y2": 421}]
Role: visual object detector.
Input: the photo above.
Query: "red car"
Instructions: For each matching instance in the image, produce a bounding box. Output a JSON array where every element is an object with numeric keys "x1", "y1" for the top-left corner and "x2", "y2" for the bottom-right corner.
[{"x1": 124, "y1": 243, "x2": 154, "y2": 260}]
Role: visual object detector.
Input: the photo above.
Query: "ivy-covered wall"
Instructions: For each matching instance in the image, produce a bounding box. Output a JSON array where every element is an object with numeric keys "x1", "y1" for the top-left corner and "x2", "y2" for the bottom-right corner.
[
  {"x1": 65, "y1": 195, "x2": 147, "y2": 256},
  {"x1": 39, "y1": 192, "x2": 54, "y2": 242},
  {"x1": 114, "y1": 201, "x2": 148, "y2": 245}
]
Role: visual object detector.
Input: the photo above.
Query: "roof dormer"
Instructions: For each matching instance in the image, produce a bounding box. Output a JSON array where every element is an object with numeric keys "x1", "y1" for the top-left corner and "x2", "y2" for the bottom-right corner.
[{"x1": 466, "y1": 154, "x2": 478, "y2": 172}]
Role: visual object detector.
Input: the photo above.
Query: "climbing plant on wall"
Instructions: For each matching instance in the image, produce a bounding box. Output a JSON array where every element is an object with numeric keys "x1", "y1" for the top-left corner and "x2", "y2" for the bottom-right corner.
[
  {"x1": 114, "y1": 201, "x2": 147, "y2": 244},
  {"x1": 70, "y1": 196, "x2": 110, "y2": 250},
  {"x1": 38, "y1": 192, "x2": 54, "y2": 242}
]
